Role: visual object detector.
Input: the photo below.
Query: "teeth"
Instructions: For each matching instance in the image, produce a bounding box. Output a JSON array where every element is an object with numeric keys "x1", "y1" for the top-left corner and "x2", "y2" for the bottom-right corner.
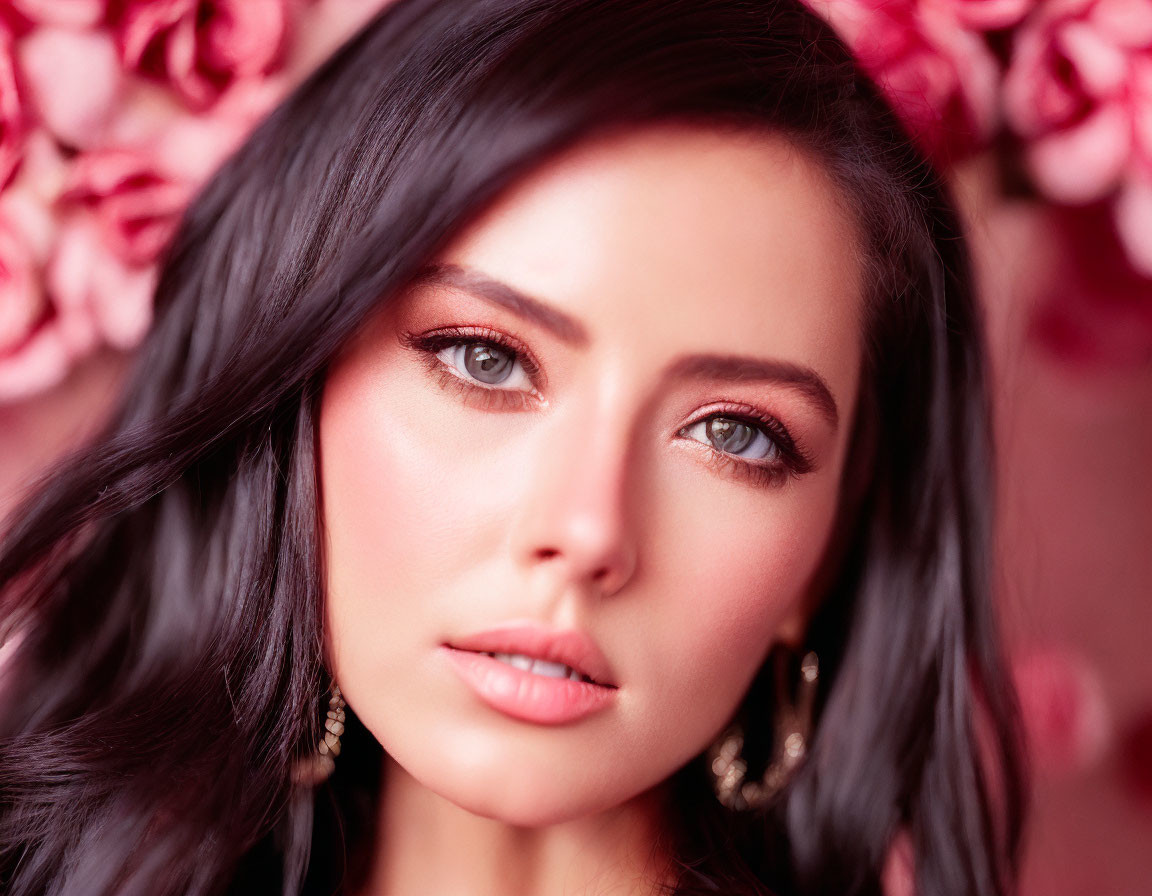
[{"x1": 490, "y1": 652, "x2": 588, "y2": 682}]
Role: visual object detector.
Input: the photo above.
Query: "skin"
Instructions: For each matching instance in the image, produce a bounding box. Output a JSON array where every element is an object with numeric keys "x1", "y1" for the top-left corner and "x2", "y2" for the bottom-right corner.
[{"x1": 319, "y1": 123, "x2": 865, "y2": 896}]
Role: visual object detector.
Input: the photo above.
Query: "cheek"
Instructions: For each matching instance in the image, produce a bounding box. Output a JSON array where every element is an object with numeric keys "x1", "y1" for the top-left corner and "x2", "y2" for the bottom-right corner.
[
  {"x1": 317, "y1": 359, "x2": 525, "y2": 674},
  {"x1": 636, "y1": 470, "x2": 840, "y2": 717}
]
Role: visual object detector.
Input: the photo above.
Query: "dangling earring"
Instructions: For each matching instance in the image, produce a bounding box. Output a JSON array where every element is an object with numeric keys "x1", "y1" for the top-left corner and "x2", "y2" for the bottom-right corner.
[
  {"x1": 291, "y1": 681, "x2": 347, "y2": 786},
  {"x1": 708, "y1": 648, "x2": 819, "y2": 811}
]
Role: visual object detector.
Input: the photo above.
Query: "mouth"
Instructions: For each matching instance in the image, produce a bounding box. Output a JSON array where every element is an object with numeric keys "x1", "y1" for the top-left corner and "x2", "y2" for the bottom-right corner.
[
  {"x1": 441, "y1": 647, "x2": 618, "y2": 725},
  {"x1": 469, "y1": 651, "x2": 604, "y2": 685},
  {"x1": 444, "y1": 622, "x2": 618, "y2": 689}
]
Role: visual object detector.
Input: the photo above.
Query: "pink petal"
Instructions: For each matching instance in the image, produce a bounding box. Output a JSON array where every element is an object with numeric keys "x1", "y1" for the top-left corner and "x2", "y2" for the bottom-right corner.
[
  {"x1": 89, "y1": 258, "x2": 155, "y2": 350},
  {"x1": 17, "y1": 28, "x2": 124, "y2": 150},
  {"x1": 1027, "y1": 103, "x2": 1132, "y2": 202},
  {"x1": 0, "y1": 219, "x2": 45, "y2": 356},
  {"x1": 118, "y1": 0, "x2": 189, "y2": 70},
  {"x1": 0, "y1": 319, "x2": 75, "y2": 404},
  {"x1": 45, "y1": 217, "x2": 99, "y2": 316},
  {"x1": 47, "y1": 218, "x2": 155, "y2": 352},
  {"x1": 202, "y1": 0, "x2": 289, "y2": 78},
  {"x1": 168, "y1": 15, "x2": 215, "y2": 108},
  {"x1": 1090, "y1": 0, "x2": 1152, "y2": 48},
  {"x1": 947, "y1": 0, "x2": 1038, "y2": 31},
  {"x1": 1056, "y1": 21, "x2": 1130, "y2": 95},
  {"x1": 9, "y1": 0, "x2": 106, "y2": 28}
]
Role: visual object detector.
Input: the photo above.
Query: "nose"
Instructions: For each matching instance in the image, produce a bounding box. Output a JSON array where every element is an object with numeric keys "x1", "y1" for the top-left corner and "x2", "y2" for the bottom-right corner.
[{"x1": 509, "y1": 390, "x2": 641, "y2": 600}]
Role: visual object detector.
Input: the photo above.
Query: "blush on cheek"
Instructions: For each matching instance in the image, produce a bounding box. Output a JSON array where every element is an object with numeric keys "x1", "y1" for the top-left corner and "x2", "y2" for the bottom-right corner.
[{"x1": 657, "y1": 484, "x2": 840, "y2": 686}]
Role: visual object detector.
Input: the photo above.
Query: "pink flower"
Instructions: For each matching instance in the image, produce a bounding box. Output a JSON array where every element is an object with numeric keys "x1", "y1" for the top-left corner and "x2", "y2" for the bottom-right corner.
[
  {"x1": 1004, "y1": 0, "x2": 1152, "y2": 204},
  {"x1": 0, "y1": 19, "x2": 28, "y2": 190},
  {"x1": 807, "y1": 0, "x2": 1002, "y2": 163},
  {"x1": 7, "y1": 0, "x2": 107, "y2": 28},
  {"x1": 116, "y1": 0, "x2": 291, "y2": 110},
  {"x1": 16, "y1": 27, "x2": 125, "y2": 150},
  {"x1": 61, "y1": 147, "x2": 193, "y2": 267}
]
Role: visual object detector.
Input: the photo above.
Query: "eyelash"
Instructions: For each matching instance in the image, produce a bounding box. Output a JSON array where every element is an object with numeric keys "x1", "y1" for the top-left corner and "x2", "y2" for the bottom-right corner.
[{"x1": 398, "y1": 326, "x2": 815, "y2": 488}]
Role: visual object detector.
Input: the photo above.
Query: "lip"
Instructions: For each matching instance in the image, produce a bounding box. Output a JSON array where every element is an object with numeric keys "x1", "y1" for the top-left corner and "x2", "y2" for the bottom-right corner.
[
  {"x1": 441, "y1": 622, "x2": 619, "y2": 725},
  {"x1": 446, "y1": 622, "x2": 617, "y2": 686}
]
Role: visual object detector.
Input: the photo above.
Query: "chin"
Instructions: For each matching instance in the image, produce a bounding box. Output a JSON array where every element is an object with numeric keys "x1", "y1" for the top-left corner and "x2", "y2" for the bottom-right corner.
[{"x1": 439, "y1": 762, "x2": 620, "y2": 827}]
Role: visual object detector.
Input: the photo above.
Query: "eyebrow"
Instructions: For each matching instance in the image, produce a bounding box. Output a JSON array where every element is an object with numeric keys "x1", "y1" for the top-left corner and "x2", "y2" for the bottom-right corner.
[{"x1": 409, "y1": 262, "x2": 839, "y2": 430}]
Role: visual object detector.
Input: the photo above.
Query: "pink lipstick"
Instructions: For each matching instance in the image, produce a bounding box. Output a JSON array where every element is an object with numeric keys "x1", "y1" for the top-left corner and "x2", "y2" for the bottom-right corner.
[{"x1": 442, "y1": 623, "x2": 618, "y2": 724}]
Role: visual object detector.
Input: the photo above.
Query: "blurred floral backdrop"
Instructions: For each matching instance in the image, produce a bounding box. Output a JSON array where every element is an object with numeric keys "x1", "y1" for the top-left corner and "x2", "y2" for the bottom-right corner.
[{"x1": 1, "y1": 2, "x2": 1149, "y2": 893}]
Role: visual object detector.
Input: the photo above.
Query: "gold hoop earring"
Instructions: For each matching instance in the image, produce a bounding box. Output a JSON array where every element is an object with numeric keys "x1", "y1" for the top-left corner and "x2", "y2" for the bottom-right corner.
[
  {"x1": 291, "y1": 681, "x2": 346, "y2": 786},
  {"x1": 708, "y1": 649, "x2": 819, "y2": 810}
]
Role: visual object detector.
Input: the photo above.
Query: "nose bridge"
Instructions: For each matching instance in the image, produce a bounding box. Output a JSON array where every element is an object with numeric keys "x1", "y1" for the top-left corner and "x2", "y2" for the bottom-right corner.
[{"x1": 512, "y1": 377, "x2": 641, "y2": 598}]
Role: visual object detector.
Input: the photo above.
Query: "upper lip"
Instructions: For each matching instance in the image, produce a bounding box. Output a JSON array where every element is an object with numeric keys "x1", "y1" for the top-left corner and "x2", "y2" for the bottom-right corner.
[{"x1": 447, "y1": 622, "x2": 618, "y2": 687}]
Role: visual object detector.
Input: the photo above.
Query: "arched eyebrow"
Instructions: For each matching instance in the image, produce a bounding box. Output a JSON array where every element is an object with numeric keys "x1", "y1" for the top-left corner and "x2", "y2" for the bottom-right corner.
[
  {"x1": 408, "y1": 261, "x2": 839, "y2": 431},
  {"x1": 413, "y1": 262, "x2": 590, "y2": 347}
]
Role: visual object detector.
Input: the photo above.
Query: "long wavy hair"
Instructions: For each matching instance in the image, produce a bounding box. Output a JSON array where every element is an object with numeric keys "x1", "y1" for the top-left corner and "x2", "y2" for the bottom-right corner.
[{"x1": 0, "y1": 1, "x2": 1026, "y2": 894}]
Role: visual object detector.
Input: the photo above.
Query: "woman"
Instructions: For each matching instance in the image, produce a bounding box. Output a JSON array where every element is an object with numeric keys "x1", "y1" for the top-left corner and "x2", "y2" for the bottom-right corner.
[{"x1": 0, "y1": 1, "x2": 1026, "y2": 894}]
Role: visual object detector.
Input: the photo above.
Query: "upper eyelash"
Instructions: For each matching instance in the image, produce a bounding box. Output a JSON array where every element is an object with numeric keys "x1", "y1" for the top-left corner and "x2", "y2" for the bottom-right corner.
[{"x1": 398, "y1": 327, "x2": 815, "y2": 486}]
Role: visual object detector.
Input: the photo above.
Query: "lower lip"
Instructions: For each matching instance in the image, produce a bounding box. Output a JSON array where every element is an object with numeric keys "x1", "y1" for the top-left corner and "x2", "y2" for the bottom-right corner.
[{"x1": 441, "y1": 646, "x2": 617, "y2": 725}]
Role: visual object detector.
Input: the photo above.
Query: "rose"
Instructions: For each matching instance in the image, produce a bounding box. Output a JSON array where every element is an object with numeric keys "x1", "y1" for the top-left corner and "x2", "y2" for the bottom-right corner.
[
  {"x1": 116, "y1": 0, "x2": 291, "y2": 109},
  {"x1": 61, "y1": 147, "x2": 193, "y2": 267},
  {"x1": 806, "y1": 0, "x2": 1002, "y2": 163},
  {"x1": 44, "y1": 144, "x2": 201, "y2": 358},
  {"x1": 1004, "y1": 0, "x2": 1152, "y2": 204}
]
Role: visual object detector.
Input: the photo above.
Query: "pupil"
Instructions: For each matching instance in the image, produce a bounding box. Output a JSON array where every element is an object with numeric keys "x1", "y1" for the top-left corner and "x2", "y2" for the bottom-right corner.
[
  {"x1": 707, "y1": 418, "x2": 753, "y2": 454},
  {"x1": 464, "y1": 343, "x2": 512, "y2": 384}
]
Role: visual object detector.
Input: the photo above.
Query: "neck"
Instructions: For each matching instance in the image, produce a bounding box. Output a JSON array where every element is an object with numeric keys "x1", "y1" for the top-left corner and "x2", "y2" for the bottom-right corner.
[{"x1": 357, "y1": 753, "x2": 679, "y2": 896}]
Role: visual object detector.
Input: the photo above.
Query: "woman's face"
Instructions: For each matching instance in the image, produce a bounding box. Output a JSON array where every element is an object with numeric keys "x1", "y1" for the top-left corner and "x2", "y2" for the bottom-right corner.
[{"x1": 319, "y1": 124, "x2": 864, "y2": 826}]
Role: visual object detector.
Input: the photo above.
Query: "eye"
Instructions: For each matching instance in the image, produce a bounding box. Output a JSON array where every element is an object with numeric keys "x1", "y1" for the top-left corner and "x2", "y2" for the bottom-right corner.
[
  {"x1": 680, "y1": 416, "x2": 781, "y2": 463},
  {"x1": 399, "y1": 326, "x2": 543, "y2": 411},
  {"x1": 676, "y1": 408, "x2": 815, "y2": 488},
  {"x1": 435, "y1": 339, "x2": 534, "y2": 391}
]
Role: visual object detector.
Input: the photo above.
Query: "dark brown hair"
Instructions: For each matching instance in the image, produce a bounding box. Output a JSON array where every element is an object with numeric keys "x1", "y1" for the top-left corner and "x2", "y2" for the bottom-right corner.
[{"x1": 0, "y1": 1, "x2": 1026, "y2": 894}]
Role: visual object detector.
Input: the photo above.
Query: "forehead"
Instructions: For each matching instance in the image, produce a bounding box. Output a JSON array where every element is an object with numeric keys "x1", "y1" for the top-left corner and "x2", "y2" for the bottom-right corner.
[{"x1": 439, "y1": 123, "x2": 864, "y2": 403}]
